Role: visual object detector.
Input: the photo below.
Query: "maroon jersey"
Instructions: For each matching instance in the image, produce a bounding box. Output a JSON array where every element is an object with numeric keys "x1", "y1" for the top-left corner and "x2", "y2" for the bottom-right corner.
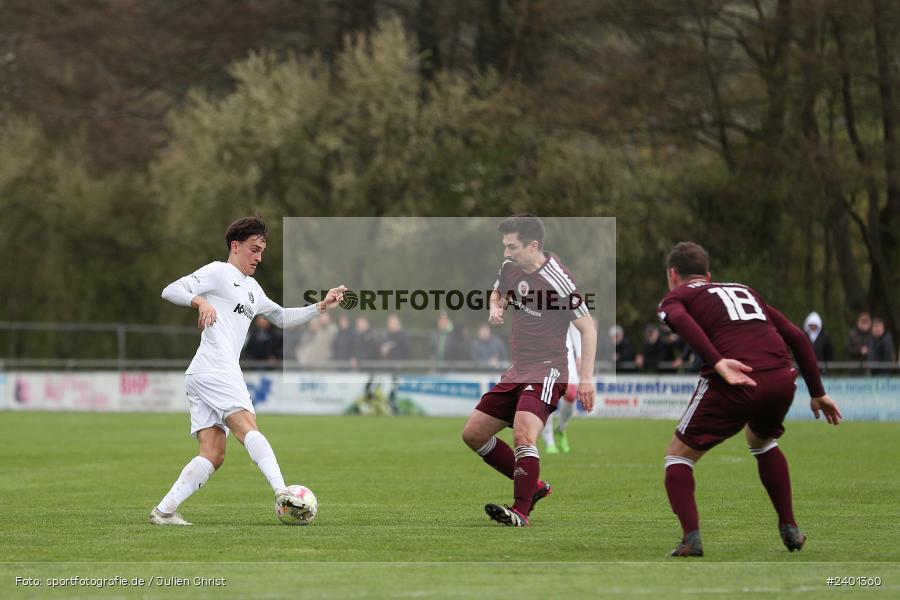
[
  {"x1": 494, "y1": 253, "x2": 588, "y2": 383},
  {"x1": 658, "y1": 279, "x2": 825, "y2": 397}
]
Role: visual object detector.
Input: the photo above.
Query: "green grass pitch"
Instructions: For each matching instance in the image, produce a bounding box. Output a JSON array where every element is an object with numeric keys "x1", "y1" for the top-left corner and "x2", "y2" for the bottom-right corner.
[{"x1": 1, "y1": 413, "x2": 899, "y2": 598}]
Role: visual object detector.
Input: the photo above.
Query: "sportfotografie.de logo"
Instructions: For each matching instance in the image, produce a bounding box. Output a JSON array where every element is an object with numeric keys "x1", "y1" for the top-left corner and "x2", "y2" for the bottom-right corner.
[{"x1": 304, "y1": 289, "x2": 594, "y2": 312}]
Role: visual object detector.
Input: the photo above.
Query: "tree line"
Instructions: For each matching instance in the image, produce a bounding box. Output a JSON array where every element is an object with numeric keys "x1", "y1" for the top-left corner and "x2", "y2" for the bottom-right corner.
[{"x1": 1, "y1": 0, "x2": 898, "y2": 359}]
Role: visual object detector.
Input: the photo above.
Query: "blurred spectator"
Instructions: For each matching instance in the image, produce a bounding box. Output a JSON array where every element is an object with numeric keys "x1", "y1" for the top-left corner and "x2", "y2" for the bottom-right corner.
[
  {"x1": 802, "y1": 311, "x2": 834, "y2": 366},
  {"x1": 294, "y1": 312, "x2": 337, "y2": 364},
  {"x1": 332, "y1": 314, "x2": 356, "y2": 362},
  {"x1": 429, "y1": 312, "x2": 466, "y2": 362},
  {"x1": 636, "y1": 323, "x2": 679, "y2": 372},
  {"x1": 845, "y1": 311, "x2": 873, "y2": 361},
  {"x1": 454, "y1": 323, "x2": 472, "y2": 361},
  {"x1": 243, "y1": 317, "x2": 282, "y2": 366},
  {"x1": 380, "y1": 314, "x2": 412, "y2": 360},
  {"x1": 868, "y1": 317, "x2": 896, "y2": 374},
  {"x1": 660, "y1": 325, "x2": 687, "y2": 372},
  {"x1": 610, "y1": 324, "x2": 635, "y2": 370},
  {"x1": 679, "y1": 343, "x2": 702, "y2": 372},
  {"x1": 352, "y1": 316, "x2": 379, "y2": 364},
  {"x1": 471, "y1": 323, "x2": 508, "y2": 367},
  {"x1": 595, "y1": 321, "x2": 616, "y2": 369}
]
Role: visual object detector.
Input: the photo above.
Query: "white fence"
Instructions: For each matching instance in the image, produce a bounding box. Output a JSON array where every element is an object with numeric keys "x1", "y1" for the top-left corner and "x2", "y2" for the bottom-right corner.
[{"x1": 2, "y1": 371, "x2": 899, "y2": 421}]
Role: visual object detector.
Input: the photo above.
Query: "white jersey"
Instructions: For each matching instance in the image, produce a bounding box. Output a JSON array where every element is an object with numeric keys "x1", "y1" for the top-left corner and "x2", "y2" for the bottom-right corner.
[
  {"x1": 167, "y1": 261, "x2": 283, "y2": 375},
  {"x1": 566, "y1": 323, "x2": 582, "y2": 386}
]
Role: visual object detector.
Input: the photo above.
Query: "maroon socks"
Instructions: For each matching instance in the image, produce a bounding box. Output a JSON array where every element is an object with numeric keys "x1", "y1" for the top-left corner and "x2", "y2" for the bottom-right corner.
[
  {"x1": 476, "y1": 436, "x2": 516, "y2": 479},
  {"x1": 752, "y1": 442, "x2": 797, "y2": 527},
  {"x1": 664, "y1": 442, "x2": 798, "y2": 541},
  {"x1": 474, "y1": 437, "x2": 548, "y2": 518},
  {"x1": 511, "y1": 445, "x2": 540, "y2": 516},
  {"x1": 664, "y1": 456, "x2": 699, "y2": 537}
]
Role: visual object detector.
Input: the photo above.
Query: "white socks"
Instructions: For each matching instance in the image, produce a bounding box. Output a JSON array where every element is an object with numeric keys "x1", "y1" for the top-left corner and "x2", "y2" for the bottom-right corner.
[
  {"x1": 557, "y1": 399, "x2": 576, "y2": 432},
  {"x1": 541, "y1": 418, "x2": 556, "y2": 446},
  {"x1": 244, "y1": 430, "x2": 286, "y2": 491},
  {"x1": 542, "y1": 399, "x2": 576, "y2": 445},
  {"x1": 157, "y1": 456, "x2": 214, "y2": 514},
  {"x1": 156, "y1": 431, "x2": 287, "y2": 515}
]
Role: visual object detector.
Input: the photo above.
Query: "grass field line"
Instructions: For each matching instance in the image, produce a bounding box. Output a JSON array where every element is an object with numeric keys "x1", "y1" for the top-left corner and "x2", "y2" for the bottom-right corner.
[{"x1": 3, "y1": 560, "x2": 900, "y2": 564}]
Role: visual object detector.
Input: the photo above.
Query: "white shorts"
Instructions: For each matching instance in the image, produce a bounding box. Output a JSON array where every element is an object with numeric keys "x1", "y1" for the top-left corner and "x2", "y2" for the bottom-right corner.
[{"x1": 185, "y1": 372, "x2": 255, "y2": 438}]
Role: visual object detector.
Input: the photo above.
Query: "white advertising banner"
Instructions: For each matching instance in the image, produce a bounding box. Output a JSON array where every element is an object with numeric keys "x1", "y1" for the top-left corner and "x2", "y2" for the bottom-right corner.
[
  {"x1": 0, "y1": 371, "x2": 493, "y2": 416},
  {"x1": 589, "y1": 374, "x2": 900, "y2": 421},
  {"x1": 255, "y1": 373, "x2": 493, "y2": 416},
  {"x1": 250, "y1": 372, "x2": 371, "y2": 415},
  {"x1": 791, "y1": 376, "x2": 900, "y2": 421},
  {"x1": 2, "y1": 371, "x2": 899, "y2": 421},
  {"x1": 4, "y1": 372, "x2": 186, "y2": 412},
  {"x1": 590, "y1": 376, "x2": 699, "y2": 419}
]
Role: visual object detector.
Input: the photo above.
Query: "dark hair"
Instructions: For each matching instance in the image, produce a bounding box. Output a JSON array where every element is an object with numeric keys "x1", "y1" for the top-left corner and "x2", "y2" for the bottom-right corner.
[
  {"x1": 667, "y1": 242, "x2": 709, "y2": 277},
  {"x1": 225, "y1": 216, "x2": 267, "y2": 251},
  {"x1": 498, "y1": 213, "x2": 545, "y2": 249}
]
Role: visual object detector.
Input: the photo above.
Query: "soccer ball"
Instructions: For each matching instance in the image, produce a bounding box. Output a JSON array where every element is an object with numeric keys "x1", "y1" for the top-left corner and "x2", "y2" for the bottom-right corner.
[{"x1": 275, "y1": 485, "x2": 318, "y2": 526}]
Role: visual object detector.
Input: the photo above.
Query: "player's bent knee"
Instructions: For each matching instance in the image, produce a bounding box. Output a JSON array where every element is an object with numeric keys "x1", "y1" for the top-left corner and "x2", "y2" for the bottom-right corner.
[
  {"x1": 461, "y1": 427, "x2": 486, "y2": 450},
  {"x1": 232, "y1": 426, "x2": 260, "y2": 446},
  {"x1": 202, "y1": 452, "x2": 225, "y2": 470},
  {"x1": 513, "y1": 430, "x2": 537, "y2": 447},
  {"x1": 513, "y1": 435, "x2": 537, "y2": 447},
  {"x1": 748, "y1": 439, "x2": 778, "y2": 456},
  {"x1": 512, "y1": 420, "x2": 539, "y2": 446},
  {"x1": 665, "y1": 435, "x2": 705, "y2": 462},
  {"x1": 225, "y1": 410, "x2": 258, "y2": 442}
]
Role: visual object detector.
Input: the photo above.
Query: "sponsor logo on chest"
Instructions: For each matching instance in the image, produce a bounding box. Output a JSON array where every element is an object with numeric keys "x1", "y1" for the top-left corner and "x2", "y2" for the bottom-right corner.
[{"x1": 233, "y1": 288, "x2": 256, "y2": 320}]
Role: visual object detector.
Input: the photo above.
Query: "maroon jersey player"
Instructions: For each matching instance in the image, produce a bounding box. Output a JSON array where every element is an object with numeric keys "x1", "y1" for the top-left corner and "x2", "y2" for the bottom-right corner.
[
  {"x1": 658, "y1": 242, "x2": 841, "y2": 557},
  {"x1": 461, "y1": 214, "x2": 597, "y2": 527}
]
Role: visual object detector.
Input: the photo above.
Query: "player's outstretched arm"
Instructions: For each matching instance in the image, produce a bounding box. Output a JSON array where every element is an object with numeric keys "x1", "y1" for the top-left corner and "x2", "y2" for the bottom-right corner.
[
  {"x1": 811, "y1": 394, "x2": 842, "y2": 425},
  {"x1": 572, "y1": 314, "x2": 596, "y2": 412},
  {"x1": 319, "y1": 285, "x2": 348, "y2": 311},
  {"x1": 258, "y1": 285, "x2": 347, "y2": 329}
]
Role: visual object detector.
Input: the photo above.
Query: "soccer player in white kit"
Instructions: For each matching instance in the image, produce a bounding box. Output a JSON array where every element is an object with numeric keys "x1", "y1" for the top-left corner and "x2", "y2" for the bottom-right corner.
[
  {"x1": 149, "y1": 216, "x2": 346, "y2": 525},
  {"x1": 541, "y1": 323, "x2": 581, "y2": 453}
]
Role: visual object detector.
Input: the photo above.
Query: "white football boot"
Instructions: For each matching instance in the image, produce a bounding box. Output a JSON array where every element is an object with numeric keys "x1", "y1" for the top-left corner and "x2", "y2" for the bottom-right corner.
[
  {"x1": 149, "y1": 507, "x2": 192, "y2": 525},
  {"x1": 274, "y1": 488, "x2": 313, "y2": 518}
]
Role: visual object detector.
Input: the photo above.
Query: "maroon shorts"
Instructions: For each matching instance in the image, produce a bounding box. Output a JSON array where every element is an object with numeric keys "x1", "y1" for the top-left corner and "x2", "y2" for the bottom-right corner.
[
  {"x1": 475, "y1": 381, "x2": 566, "y2": 425},
  {"x1": 676, "y1": 367, "x2": 798, "y2": 452}
]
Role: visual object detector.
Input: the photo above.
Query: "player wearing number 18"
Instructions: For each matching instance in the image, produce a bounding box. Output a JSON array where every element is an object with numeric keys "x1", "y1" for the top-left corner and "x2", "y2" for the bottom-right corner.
[{"x1": 657, "y1": 242, "x2": 842, "y2": 557}]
